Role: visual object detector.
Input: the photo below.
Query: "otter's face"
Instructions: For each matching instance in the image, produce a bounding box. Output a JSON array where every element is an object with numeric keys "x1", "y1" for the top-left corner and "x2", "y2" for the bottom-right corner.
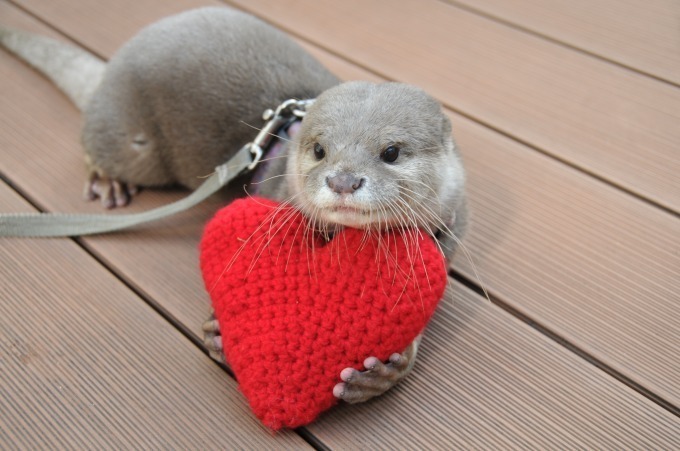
[{"x1": 285, "y1": 82, "x2": 465, "y2": 234}]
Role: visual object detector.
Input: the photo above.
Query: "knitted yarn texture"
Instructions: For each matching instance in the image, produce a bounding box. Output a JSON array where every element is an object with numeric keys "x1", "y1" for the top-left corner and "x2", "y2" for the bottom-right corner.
[{"x1": 200, "y1": 197, "x2": 447, "y2": 430}]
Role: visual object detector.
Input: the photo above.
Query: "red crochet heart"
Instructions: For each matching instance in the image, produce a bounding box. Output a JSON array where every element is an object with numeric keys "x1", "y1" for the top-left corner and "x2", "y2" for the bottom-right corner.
[{"x1": 200, "y1": 197, "x2": 446, "y2": 430}]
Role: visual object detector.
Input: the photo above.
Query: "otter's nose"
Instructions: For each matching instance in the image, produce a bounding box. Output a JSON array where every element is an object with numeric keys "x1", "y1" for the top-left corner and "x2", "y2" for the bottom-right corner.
[{"x1": 326, "y1": 173, "x2": 365, "y2": 194}]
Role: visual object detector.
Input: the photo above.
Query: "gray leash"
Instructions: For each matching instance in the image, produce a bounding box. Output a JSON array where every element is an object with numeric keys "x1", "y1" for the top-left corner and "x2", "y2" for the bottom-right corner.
[{"x1": 0, "y1": 98, "x2": 313, "y2": 238}]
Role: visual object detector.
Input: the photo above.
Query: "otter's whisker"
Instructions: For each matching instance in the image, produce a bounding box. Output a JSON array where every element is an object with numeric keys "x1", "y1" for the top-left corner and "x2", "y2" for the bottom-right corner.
[
  {"x1": 248, "y1": 172, "x2": 308, "y2": 187},
  {"x1": 208, "y1": 197, "x2": 297, "y2": 293},
  {"x1": 239, "y1": 120, "x2": 294, "y2": 144},
  {"x1": 241, "y1": 191, "x2": 307, "y2": 277}
]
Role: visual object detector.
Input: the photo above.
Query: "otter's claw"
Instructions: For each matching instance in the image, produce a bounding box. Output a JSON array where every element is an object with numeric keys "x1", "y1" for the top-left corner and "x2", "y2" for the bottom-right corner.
[
  {"x1": 202, "y1": 311, "x2": 225, "y2": 364},
  {"x1": 333, "y1": 336, "x2": 421, "y2": 404},
  {"x1": 84, "y1": 170, "x2": 138, "y2": 209},
  {"x1": 202, "y1": 309, "x2": 422, "y2": 400}
]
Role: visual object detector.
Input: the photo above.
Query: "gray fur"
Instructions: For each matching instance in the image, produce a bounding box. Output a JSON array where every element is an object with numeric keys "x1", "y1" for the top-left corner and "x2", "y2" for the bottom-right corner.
[
  {"x1": 282, "y1": 81, "x2": 468, "y2": 260},
  {"x1": 3, "y1": 6, "x2": 468, "y2": 404},
  {"x1": 80, "y1": 7, "x2": 339, "y2": 188},
  {"x1": 1, "y1": 7, "x2": 467, "y2": 257}
]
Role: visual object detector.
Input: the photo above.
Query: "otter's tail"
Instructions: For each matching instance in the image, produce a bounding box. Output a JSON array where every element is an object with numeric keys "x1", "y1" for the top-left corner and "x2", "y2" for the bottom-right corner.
[{"x1": 0, "y1": 27, "x2": 105, "y2": 111}]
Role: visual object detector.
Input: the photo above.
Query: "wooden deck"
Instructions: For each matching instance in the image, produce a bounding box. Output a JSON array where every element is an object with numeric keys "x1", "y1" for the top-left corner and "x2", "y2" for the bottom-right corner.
[{"x1": 1, "y1": 0, "x2": 678, "y2": 448}]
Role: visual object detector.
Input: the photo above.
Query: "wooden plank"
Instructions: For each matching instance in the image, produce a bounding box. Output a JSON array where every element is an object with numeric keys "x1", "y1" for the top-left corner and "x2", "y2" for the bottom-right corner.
[
  {"x1": 228, "y1": 0, "x2": 680, "y2": 213},
  {"x1": 6, "y1": 0, "x2": 203, "y2": 58},
  {"x1": 0, "y1": 49, "x2": 677, "y2": 448},
  {"x1": 452, "y1": 109, "x2": 680, "y2": 404},
  {"x1": 228, "y1": 0, "x2": 680, "y2": 404},
  {"x1": 0, "y1": 0, "x2": 381, "y2": 337},
  {"x1": 307, "y1": 284, "x2": 680, "y2": 448},
  {"x1": 445, "y1": 0, "x2": 680, "y2": 86},
  {"x1": 309, "y1": 27, "x2": 680, "y2": 403},
  {"x1": 2, "y1": 150, "x2": 677, "y2": 447},
  {"x1": 0, "y1": 0, "x2": 236, "y2": 333},
  {"x1": 3, "y1": 0, "x2": 679, "y2": 408},
  {"x1": 0, "y1": 182, "x2": 310, "y2": 448}
]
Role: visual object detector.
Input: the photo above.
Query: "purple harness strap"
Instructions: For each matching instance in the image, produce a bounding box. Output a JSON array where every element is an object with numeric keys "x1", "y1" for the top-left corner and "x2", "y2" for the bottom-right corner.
[{"x1": 249, "y1": 119, "x2": 300, "y2": 194}]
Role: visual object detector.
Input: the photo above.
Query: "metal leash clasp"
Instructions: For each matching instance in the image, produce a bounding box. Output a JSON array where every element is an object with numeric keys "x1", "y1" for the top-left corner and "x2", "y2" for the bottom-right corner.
[{"x1": 246, "y1": 98, "x2": 315, "y2": 170}]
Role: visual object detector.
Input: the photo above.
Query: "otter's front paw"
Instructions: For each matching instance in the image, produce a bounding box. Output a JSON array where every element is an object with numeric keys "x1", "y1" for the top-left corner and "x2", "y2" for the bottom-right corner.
[
  {"x1": 201, "y1": 310, "x2": 225, "y2": 364},
  {"x1": 333, "y1": 336, "x2": 421, "y2": 404},
  {"x1": 83, "y1": 169, "x2": 139, "y2": 209}
]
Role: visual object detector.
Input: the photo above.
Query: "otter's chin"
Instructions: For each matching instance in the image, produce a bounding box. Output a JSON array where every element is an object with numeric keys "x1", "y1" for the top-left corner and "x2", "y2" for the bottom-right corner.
[
  {"x1": 321, "y1": 208, "x2": 373, "y2": 228},
  {"x1": 319, "y1": 207, "x2": 404, "y2": 229}
]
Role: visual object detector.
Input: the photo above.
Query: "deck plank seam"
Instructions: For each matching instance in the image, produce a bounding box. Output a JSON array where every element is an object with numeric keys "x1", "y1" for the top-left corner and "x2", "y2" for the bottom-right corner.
[
  {"x1": 11, "y1": 0, "x2": 679, "y2": 215},
  {"x1": 6, "y1": 0, "x2": 108, "y2": 61},
  {"x1": 222, "y1": 0, "x2": 679, "y2": 216},
  {"x1": 3, "y1": 0, "x2": 678, "y2": 433},
  {"x1": 450, "y1": 269, "x2": 680, "y2": 417},
  {"x1": 0, "y1": 171, "x2": 331, "y2": 449},
  {"x1": 437, "y1": 0, "x2": 680, "y2": 89},
  {"x1": 5, "y1": 164, "x2": 678, "y2": 431},
  {"x1": 67, "y1": 240, "x2": 333, "y2": 450},
  {"x1": 5, "y1": 0, "x2": 678, "y2": 410}
]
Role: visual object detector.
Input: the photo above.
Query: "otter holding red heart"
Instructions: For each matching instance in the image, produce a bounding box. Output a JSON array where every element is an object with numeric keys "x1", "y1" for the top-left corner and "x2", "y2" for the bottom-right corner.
[{"x1": 1, "y1": 6, "x2": 468, "y2": 423}]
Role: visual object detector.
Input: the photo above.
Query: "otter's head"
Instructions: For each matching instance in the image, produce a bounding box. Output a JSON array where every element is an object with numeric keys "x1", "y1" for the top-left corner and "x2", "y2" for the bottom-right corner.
[{"x1": 285, "y1": 81, "x2": 465, "y2": 236}]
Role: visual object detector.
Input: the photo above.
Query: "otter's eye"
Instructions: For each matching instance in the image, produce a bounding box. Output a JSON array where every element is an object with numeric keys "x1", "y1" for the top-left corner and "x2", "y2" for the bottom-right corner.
[
  {"x1": 314, "y1": 143, "x2": 325, "y2": 160},
  {"x1": 380, "y1": 145, "x2": 400, "y2": 163}
]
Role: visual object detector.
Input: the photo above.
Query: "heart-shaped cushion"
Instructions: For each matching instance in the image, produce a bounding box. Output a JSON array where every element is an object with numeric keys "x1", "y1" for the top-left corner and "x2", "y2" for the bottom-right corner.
[{"x1": 200, "y1": 197, "x2": 447, "y2": 430}]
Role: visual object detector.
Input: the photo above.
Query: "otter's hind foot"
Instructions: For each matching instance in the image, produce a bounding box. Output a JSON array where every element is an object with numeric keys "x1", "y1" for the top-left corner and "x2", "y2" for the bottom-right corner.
[{"x1": 84, "y1": 170, "x2": 139, "y2": 209}]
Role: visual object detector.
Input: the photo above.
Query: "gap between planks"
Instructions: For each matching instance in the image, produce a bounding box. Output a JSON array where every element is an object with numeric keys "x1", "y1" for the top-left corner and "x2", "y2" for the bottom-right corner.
[
  {"x1": 451, "y1": 269, "x2": 680, "y2": 417},
  {"x1": 3, "y1": 0, "x2": 676, "y2": 414},
  {"x1": 228, "y1": 0, "x2": 680, "y2": 213},
  {"x1": 2, "y1": 0, "x2": 676, "y2": 444},
  {"x1": 438, "y1": 0, "x2": 680, "y2": 89},
  {"x1": 0, "y1": 170, "x2": 327, "y2": 450}
]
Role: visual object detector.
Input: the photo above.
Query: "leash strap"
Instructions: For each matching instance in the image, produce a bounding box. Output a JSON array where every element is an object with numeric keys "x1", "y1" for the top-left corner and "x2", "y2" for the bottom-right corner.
[
  {"x1": 0, "y1": 146, "x2": 252, "y2": 237},
  {"x1": 0, "y1": 98, "x2": 314, "y2": 238}
]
